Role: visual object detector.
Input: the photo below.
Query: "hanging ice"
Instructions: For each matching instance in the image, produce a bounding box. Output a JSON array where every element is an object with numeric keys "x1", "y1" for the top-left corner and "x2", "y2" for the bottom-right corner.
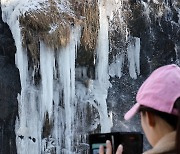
[
  {"x1": 109, "y1": 54, "x2": 125, "y2": 78},
  {"x1": 127, "y1": 37, "x2": 141, "y2": 79},
  {"x1": 0, "y1": 0, "x2": 142, "y2": 153}
]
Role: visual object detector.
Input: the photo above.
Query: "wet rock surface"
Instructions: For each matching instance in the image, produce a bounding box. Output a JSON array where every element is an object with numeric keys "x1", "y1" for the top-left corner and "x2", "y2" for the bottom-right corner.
[
  {"x1": 0, "y1": 8, "x2": 21, "y2": 154},
  {"x1": 108, "y1": 0, "x2": 180, "y2": 150}
]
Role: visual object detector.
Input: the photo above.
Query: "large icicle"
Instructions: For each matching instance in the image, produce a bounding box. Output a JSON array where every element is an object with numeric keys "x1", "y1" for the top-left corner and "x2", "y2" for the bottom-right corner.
[
  {"x1": 53, "y1": 26, "x2": 81, "y2": 153},
  {"x1": 1, "y1": 1, "x2": 41, "y2": 154},
  {"x1": 40, "y1": 43, "x2": 55, "y2": 118},
  {"x1": 94, "y1": 0, "x2": 113, "y2": 133}
]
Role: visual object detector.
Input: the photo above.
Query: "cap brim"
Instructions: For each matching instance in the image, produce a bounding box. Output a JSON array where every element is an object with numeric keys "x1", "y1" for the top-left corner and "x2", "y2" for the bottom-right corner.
[{"x1": 124, "y1": 103, "x2": 140, "y2": 120}]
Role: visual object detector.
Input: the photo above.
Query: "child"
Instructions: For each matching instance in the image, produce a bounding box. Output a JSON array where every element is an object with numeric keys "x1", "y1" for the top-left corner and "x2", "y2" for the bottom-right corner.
[{"x1": 99, "y1": 64, "x2": 180, "y2": 154}]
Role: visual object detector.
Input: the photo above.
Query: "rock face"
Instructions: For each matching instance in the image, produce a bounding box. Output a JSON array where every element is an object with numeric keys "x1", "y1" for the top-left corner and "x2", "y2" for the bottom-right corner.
[
  {"x1": 0, "y1": 7, "x2": 21, "y2": 154},
  {"x1": 0, "y1": 0, "x2": 180, "y2": 153},
  {"x1": 109, "y1": 0, "x2": 180, "y2": 128}
]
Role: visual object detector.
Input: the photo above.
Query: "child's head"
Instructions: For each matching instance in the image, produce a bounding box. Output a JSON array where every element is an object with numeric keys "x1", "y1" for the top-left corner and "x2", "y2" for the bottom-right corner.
[
  {"x1": 124, "y1": 64, "x2": 180, "y2": 120},
  {"x1": 139, "y1": 104, "x2": 178, "y2": 146},
  {"x1": 124, "y1": 64, "x2": 180, "y2": 151}
]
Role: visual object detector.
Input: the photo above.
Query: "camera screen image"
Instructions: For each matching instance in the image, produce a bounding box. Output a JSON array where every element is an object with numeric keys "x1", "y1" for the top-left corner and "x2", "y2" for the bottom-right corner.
[
  {"x1": 92, "y1": 143, "x2": 106, "y2": 154},
  {"x1": 89, "y1": 132, "x2": 143, "y2": 154}
]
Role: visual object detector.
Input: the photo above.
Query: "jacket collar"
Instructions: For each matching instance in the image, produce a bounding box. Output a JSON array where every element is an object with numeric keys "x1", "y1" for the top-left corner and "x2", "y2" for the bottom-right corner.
[{"x1": 143, "y1": 131, "x2": 176, "y2": 154}]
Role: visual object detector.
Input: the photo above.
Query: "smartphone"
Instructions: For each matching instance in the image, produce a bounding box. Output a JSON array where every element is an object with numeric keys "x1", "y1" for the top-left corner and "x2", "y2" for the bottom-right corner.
[{"x1": 89, "y1": 132, "x2": 143, "y2": 154}]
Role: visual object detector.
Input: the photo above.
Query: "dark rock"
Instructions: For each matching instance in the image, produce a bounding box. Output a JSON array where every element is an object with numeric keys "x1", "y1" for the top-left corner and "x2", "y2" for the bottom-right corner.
[
  {"x1": 0, "y1": 7, "x2": 21, "y2": 154},
  {"x1": 108, "y1": 0, "x2": 180, "y2": 151}
]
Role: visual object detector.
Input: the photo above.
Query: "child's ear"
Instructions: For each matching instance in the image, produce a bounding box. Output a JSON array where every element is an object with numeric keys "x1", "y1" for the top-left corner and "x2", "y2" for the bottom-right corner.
[{"x1": 146, "y1": 111, "x2": 156, "y2": 127}]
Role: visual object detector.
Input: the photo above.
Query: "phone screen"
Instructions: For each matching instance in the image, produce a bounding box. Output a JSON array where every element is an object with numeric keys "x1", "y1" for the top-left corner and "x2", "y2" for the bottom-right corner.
[
  {"x1": 89, "y1": 132, "x2": 143, "y2": 154},
  {"x1": 89, "y1": 134, "x2": 112, "y2": 154},
  {"x1": 92, "y1": 143, "x2": 106, "y2": 154}
]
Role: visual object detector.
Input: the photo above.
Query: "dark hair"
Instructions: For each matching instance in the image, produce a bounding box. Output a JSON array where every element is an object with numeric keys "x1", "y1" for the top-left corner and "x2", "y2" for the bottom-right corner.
[
  {"x1": 139, "y1": 98, "x2": 180, "y2": 153},
  {"x1": 139, "y1": 106, "x2": 178, "y2": 129}
]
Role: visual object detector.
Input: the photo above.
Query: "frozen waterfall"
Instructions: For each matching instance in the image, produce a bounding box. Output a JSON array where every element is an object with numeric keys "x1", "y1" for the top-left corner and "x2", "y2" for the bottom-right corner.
[{"x1": 1, "y1": 0, "x2": 142, "y2": 153}]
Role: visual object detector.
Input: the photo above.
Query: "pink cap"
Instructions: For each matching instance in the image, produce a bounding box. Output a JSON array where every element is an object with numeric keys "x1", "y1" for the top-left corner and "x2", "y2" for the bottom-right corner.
[{"x1": 124, "y1": 64, "x2": 180, "y2": 120}]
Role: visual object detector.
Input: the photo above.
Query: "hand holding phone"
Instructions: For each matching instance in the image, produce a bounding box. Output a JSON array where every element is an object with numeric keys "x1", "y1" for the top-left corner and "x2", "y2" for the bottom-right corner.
[
  {"x1": 99, "y1": 140, "x2": 123, "y2": 154},
  {"x1": 89, "y1": 132, "x2": 143, "y2": 154}
]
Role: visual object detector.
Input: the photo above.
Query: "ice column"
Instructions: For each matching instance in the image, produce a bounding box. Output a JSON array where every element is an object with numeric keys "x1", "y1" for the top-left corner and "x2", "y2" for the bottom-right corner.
[
  {"x1": 127, "y1": 37, "x2": 141, "y2": 79},
  {"x1": 109, "y1": 54, "x2": 125, "y2": 78},
  {"x1": 95, "y1": 0, "x2": 113, "y2": 133},
  {"x1": 1, "y1": 1, "x2": 41, "y2": 154},
  {"x1": 40, "y1": 43, "x2": 55, "y2": 118},
  {"x1": 54, "y1": 27, "x2": 81, "y2": 153}
]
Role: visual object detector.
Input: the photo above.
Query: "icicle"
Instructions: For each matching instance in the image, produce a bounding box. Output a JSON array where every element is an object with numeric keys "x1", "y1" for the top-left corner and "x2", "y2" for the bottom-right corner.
[
  {"x1": 109, "y1": 54, "x2": 125, "y2": 78},
  {"x1": 175, "y1": 43, "x2": 180, "y2": 65},
  {"x1": 94, "y1": 0, "x2": 113, "y2": 133},
  {"x1": 127, "y1": 37, "x2": 141, "y2": 79},
  {"x1": 54, "y1": 26, "x2": 81, "y2": 153},
  {"x1": 0, "y1": 1, "x2": 39, "y2": 153},
  {"x1": 40, "y1": 42, "x2": 55, "y2": 118},
  {"x1": 177, "y1": 7, "x2": 180, "y2": 24}
]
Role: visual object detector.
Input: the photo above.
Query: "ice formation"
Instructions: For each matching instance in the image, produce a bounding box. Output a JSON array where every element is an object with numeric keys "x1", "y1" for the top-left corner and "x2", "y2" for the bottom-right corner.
[{"x1": 1, "y1": 0, "x2": 141, "y2": 153}]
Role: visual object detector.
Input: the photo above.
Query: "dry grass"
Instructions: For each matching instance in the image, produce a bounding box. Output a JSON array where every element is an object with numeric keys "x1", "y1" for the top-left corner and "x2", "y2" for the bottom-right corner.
[
  {"x1": 20, "y1": 0, "x2": 78, "y2": 49},
  {"x1": 20, "y1": 0, "x2": 99, "y2": 49},
  {"x1": 19, "y1": 0, "x2": 99, "y2": 66},
  {"x1": 72, "y1": 0, "x2": 99, "y2": 52}
]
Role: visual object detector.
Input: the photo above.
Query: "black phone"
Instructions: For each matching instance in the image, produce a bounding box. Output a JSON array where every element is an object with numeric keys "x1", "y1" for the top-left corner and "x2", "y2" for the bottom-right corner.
[{"x1": 89, "y1": 132, "x2": 143, "y2": 154}]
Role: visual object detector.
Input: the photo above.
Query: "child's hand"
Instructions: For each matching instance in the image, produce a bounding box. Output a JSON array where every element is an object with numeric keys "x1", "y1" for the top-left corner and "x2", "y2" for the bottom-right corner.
[{"x1": 99, "y1": 140, "x2": 123, "y2": 154}]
